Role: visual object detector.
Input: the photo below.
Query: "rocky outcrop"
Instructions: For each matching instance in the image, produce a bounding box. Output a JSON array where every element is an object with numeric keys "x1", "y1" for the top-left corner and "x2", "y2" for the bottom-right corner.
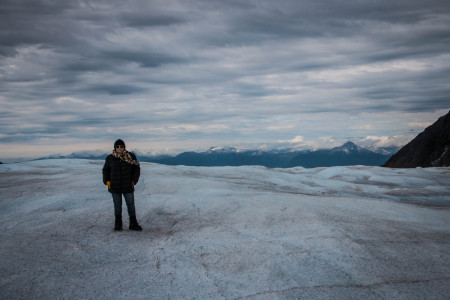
[{"x1": 383, "y1": 110, "x2": 450, "y2": 168}]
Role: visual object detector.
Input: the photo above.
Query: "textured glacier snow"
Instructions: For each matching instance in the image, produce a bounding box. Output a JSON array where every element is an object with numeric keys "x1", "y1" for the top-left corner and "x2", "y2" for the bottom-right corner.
[{"x1": 0, "y1": 159, "x2": 449, "y2": 299}]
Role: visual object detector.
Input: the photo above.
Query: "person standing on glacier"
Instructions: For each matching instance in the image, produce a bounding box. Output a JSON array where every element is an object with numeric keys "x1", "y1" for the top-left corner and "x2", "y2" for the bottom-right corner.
[{"x1": 102, "y1": 139, "x2": 143, "y2": 231}]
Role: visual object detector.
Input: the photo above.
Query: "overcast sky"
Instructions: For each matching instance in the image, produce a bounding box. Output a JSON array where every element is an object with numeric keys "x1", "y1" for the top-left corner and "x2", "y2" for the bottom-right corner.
[{"x1": 1, "y1": 0, "x2": 449, "y2": 159}]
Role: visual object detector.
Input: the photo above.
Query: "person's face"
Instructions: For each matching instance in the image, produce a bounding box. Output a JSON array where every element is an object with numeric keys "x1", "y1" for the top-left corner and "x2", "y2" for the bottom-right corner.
[{"x1": 115, "y1": 145, "x2": 125, "y2": 153}]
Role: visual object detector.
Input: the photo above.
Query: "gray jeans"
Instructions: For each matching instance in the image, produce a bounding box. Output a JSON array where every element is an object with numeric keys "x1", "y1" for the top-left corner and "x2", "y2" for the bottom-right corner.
[{"x1": 111, "y1": 192, "x2": 136, "y2": 217}]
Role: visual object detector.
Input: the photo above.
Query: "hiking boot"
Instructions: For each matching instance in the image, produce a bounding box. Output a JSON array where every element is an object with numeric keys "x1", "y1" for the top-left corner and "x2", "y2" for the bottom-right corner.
[
  {"x1": 114, "y1": 215, "x2": 123, "y2": 231},
  {"x1": 129, "y1": 216, "x2": 142, "y2": 231}
]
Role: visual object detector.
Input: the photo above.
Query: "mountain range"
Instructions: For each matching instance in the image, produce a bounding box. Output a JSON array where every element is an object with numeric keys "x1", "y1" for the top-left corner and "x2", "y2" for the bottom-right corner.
[{"x1": 38, "y1": 142, "x2": 395, "y2": 168}]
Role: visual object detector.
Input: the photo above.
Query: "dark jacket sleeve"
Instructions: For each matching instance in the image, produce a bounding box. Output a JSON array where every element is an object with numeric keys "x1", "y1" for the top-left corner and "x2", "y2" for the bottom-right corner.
[
  {"x1": 131, "y1": 153, "x2": 140, "y2": 185},
  {"x1": 102, "y1": 155, "x2": 111, "y2": 185}
]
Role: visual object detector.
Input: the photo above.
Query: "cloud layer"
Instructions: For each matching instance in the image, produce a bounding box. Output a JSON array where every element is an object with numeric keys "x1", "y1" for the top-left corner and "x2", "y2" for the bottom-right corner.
[{"x1": 1, "y1": 0, "x2": 449, "y2": 158}]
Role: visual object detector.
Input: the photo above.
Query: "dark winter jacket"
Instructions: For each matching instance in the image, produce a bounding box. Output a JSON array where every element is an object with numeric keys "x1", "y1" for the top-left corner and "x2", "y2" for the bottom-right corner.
[{"x1": 102, "y1": 153, "x2": 140, "y2": 194}]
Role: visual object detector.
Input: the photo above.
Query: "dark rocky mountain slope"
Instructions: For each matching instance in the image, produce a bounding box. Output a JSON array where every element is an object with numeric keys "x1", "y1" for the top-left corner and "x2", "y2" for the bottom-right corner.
[{"x1": 383, "y1": 110, "x2": 450, "y2": 168}]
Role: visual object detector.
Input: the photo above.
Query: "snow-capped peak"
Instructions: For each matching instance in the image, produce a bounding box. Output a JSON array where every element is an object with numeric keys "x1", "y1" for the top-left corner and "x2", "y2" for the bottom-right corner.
[
  {"x1": 332, "y1": 141, "x2": 361, "y2": 153},
  {"x1": 207, "y1": 146, "x2": 238, "y2": 153}
]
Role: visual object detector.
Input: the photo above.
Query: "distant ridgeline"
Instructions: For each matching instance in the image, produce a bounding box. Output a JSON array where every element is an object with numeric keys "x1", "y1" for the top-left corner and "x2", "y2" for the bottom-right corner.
[
  {"x1": 29, "y1": 110, "x2": 450, "y2": 169},
  {"x1": 383, "y1": 110, "x2": 450, "y2": 168},
  {"x1": 147, "y1": 142, "x2": 393, "y2": 168},
  {"x1": 39, "y1": 142, "x2": 395, "y2": 168}
]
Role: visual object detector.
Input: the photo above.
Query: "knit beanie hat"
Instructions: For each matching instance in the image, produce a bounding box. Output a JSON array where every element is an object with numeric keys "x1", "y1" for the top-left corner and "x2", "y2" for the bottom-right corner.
[{"x1": 114, "y1": 139, "x2": 126, "y2": 148}]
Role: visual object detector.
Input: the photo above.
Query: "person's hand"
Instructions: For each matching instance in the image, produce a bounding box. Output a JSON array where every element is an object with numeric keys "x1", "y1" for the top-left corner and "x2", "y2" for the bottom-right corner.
[
  {"x1": 132, "y1": 181, "x2": 135, "y2": 188},
  {"x1": 106, "y1": 181, "x2": 111, "y2": 188}
]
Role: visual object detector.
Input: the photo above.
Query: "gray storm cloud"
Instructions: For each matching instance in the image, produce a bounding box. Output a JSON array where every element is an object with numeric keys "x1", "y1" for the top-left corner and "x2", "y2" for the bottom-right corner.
[{"x1": 0, "y1": 0, "x2": 449, "y2": 157}]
